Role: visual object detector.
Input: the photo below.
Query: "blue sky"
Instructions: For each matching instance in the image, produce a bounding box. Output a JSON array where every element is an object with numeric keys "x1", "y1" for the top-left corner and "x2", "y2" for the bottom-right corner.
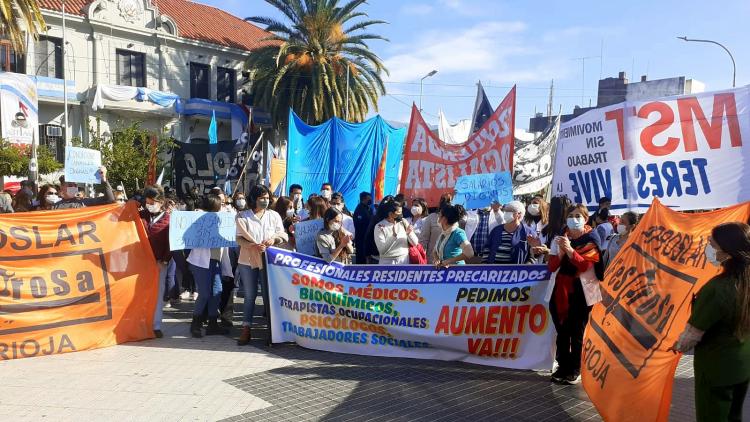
[{"x1": 197, "y1": 0, "x2": 749, "y2": 131}]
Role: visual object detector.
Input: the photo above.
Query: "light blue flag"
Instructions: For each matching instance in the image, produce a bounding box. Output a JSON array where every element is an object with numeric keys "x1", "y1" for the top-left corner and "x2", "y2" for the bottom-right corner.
[{"x1": 208, "y1": 110, "x2": 218, "y2": 144}]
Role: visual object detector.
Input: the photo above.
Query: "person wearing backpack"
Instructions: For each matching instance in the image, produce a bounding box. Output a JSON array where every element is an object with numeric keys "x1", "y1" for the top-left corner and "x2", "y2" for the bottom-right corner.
[{"x1": 434, "y1": 204, "x2": 474, "y2": 268}]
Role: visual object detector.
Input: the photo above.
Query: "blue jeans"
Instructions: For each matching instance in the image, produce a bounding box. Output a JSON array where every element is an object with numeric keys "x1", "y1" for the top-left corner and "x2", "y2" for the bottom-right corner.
[
  {"x1": 154, "y1": 262, "x2": 168, "y2": 330},
  {"x1": 164, "y1": 258, "x2": 178, "y2": 300},
  {"x1": 190, "y1": 261, "x2": 223, "y2": 318},
  {"x1": 238, "y1": 264, "x2": 267, "y2": 327}
]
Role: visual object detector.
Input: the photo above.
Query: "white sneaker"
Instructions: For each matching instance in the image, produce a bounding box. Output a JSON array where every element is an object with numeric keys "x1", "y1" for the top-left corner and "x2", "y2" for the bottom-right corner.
[
  {"x1": 180, "y1": 291, "x2": 190, "y2": 300},
  {"x1": 163, "y1": 301, "x2": 171, "y2": 309},
  {"x1": 191, "y1": 292, "x2": 198, "y2": 301}
]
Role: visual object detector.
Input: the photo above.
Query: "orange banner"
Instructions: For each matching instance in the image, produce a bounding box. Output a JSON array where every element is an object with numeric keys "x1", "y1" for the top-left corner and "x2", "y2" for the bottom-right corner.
[
  {"x1": 583, "y1": 199, "x2": 750, "y2": 421},
  {"x1": 0, "y1": 202, "x2": 158, "y2": 361}
]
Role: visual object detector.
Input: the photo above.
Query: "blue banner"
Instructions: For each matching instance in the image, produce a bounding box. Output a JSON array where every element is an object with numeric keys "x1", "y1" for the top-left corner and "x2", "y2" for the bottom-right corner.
[
  {"x1": 453, "y1": 172, "x2": 513, "y2": 209},
  {"x1": 168, "y1": 211, "x2": 237, "y2": 250},
  {"x1": 287, "y1": 110, "x2": 406, "y2": 207}
]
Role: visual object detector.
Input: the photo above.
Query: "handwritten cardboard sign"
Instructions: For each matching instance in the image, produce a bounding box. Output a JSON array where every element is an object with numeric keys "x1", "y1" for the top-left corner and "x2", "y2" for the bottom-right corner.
[
  {"x1": 453, "y1": 172, "x2": 513, "y2": 209},
  {"x1": 169, "y1": 211, "x2": 237, "y2": 250},
  {"x1": 294, "y1": 218, "x2": 324, "y2": 257},
  {"x1": 64, "y1": 146, "x2": 102, "y2": 184}
]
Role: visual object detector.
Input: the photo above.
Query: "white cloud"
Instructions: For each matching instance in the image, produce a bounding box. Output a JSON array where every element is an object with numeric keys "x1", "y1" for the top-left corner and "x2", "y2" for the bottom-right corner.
[
  {"x1": 383, "y1": 21, "x2": 542, "y2": 83},
  {"x1": 437, "y1": 0, "x2": 485, "y2": 16},
  {"x1": 399, "y1": 3, "x2": 434, "y2": 15}
]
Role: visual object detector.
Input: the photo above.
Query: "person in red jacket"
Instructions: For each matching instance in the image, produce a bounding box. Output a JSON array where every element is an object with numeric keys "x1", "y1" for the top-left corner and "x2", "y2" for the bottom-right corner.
[
  {"x1": 547, "y1": 203, "x2": 601, "y2": 385},
  {"x1": 138, "y1": 185, "x2": 171, "y2": 338}
]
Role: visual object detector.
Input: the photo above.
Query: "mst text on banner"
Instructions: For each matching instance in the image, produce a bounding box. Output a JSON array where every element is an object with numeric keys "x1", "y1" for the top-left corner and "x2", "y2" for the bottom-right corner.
[
  {"x1": 400, "y1": 87, "x2": 516, "y2": 206},
  {"x1": 552, "y1": 86, "x2": 750, "y2": 212},
  {"x1": 266, "y1": 248, "x2": 554, "y2": 369},
  {"x1": 0, "y1": 203, "x2": 159, "y2": 361},
  {"x1": 582, "y1": 199, "x2": 750, "y2": 422}
]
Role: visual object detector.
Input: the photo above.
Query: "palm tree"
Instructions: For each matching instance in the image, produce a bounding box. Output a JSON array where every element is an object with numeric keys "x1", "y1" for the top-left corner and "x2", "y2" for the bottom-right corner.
[
  {"x1": 246, "y1": 0, "x2": 388, "y2": 126},
  {"x1": 0, "y1": 0, "x2": 45, "y2": 53}
]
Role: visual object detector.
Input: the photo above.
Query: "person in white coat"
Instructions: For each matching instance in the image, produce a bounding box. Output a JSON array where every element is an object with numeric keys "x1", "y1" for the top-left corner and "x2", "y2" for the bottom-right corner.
[{"x1": 375, "y1": 201, "x2": 419, "y2": 265}]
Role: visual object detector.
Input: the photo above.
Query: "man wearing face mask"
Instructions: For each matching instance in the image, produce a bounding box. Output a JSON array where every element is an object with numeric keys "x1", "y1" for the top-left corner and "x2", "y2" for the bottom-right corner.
[
  {"x1": 53, "y1": 166, "x2": 115, "y2": 209},
  {"x1": 353, "y1": 192, "x2": 374, "y2": 264},
  {"x1": 138, "y1": 185, "x2": 171, "y2": 338},
  {"x1": 320, "y1": 182, "x2": 333, "y2": 202},
  {"x1": 485, "y1": 200, "x2": 534, "y2": 264}
]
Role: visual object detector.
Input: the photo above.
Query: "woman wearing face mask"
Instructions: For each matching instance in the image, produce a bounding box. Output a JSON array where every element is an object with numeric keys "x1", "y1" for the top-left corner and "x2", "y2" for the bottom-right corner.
[
  {"x1": 670, "y1": 222, "x2": 750, "y2": 422},
  {"x1": 419, "y1": 193, "x2": 453, "y2": 264},
  {"x1": 36, "y1": 184, "x2": 60, "y2": 211},
  {"x1": 485, "y1": 201, "x2": 534, "y2": 264},
  {"x1": 315, "y1": 207, "x2": 354, "y2": 264},
  {"x1": 547, "y1": 204, "x2": 601, "y2": 385},
  {"x1": 524, "y1": 196, "x2": 551, "y2": 263},
  {"x1": 138, "y1": 185, "x2": 172, "y2": 338},
  {"x1": 434, "y1": 204, "x2": 474, "y2": 267},
  {"x1": 235, "y1": 185, "x2": 287, "y2": 345},
  {"x1": 374, "y1": 201, "x2": 419, "y2": 265},
  {"x1": 233, "y1": 192, "x2": 248, "y2": 212},
  {"x1": 603, "y1": 211, "x2": 638, "y2": 269},
  {"x1": 186, "y1": 195, "x2": 232, "y2": 338},
  {"x1": 408, "y1": 198, "x2": 428, "y2": 238}
]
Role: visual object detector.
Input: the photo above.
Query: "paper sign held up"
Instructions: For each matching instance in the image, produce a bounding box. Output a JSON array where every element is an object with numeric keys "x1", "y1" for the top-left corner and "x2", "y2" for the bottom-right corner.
[
  {"x1": 64, "y1": 146, "x2": 102, "y2": 184},
  {"x1": 294, "y1": 218, "x2": 324, "y2": 257},
  {"x1": 169, "y1": 211, "x2": 237, "y2": 250},
  {"x1": 453, "y1": 172, "x2": 513, "y2": 209}
]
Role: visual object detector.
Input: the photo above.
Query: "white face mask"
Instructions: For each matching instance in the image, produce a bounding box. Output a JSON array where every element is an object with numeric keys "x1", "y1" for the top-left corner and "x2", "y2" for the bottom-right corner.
[
  {"x1": 333, "y1": 203, "x2": 344, "y2": 211},
  {"x1": 66, "y1": 186, "x2": 78, "y2": 197},
  {"x1": 286, "y1": 208, "x2": 295, "y2": 218},
  {"x1": 177, "y1": 204, "x2": 187, "y2": 211},
  {"x1": 293, "y1": 193, "x2": 302, "y2": 202},
  {"x1": 321, "y1": 190, "x2": 332, "y2": 200},
  {"x1": 45, "y1": 194, "x2": 60, "y2": 204},
  {"x1": 146, "y1": 203, "x2": 161, "y2": 214},
  {"x1": 235, "y1": 199, "x2": 247, "y2": 209},
  {"x1": 616, "y1": 224, "x2": 627, "y2": 235},
  {"x1": 411, "y1": 206, "x2": 422, "y2": 216},
  {"x1": 503, "y1": 211, "x2": 516, "y2": 222},
  {"x1": 567, "y1": 217, "x2": 585, "y2": 231},
  {"x1": 330, "y1": 222, "x2": 342, "y2": 231},
  {"x1": 527, "y1": 203, "x2": 540, "y2": 216},
  {"x1": 705, "y1": 244, "x2": 722, "y2": 266}
]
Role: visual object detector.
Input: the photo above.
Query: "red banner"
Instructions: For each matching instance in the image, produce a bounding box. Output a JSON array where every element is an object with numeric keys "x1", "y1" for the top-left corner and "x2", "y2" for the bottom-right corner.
[{"x1": 399, "y1": 86, "x2": 516, "y2": 207}]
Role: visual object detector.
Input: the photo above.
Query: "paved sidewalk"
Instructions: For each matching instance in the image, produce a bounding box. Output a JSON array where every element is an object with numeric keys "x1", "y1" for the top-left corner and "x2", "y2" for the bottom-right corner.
[{"x1": 0, "y1": 299, "x2": 744, "y2": 421}]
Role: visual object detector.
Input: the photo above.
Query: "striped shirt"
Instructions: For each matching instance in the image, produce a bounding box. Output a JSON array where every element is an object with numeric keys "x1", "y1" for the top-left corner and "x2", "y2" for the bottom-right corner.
[{"x1": 490, "y1": 230, "x2": 514, "y2": 264}]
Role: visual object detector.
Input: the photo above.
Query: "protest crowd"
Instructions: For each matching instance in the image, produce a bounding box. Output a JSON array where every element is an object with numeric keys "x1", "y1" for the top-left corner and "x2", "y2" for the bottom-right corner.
[{"x1": 2, "y1": 46, "x2": 749, "y2": 422}]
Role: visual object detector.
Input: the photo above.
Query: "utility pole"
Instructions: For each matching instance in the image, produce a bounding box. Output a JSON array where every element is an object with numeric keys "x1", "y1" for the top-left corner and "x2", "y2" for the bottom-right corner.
[
  {"x1": 62, "y1": 0, "x2": 69, "y2": 145},
  {"x1": 572, "y1": 56, "x2": 600, "y2": 107},
  {"x1": 678, "y1": 36, "x2": 736, "y2": 88},
  {"x1": 547, "y1": 79, "x2": 554, "y2": 125}
]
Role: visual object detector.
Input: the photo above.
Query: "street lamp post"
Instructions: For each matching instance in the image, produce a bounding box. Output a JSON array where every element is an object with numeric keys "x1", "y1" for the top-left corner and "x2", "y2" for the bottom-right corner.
[
  {"x1": 419, "y1": 70, "x2": 438, "y2": 112},
  {"x1": 677, "y1": 36, "x2": 736, "y2": 88}
]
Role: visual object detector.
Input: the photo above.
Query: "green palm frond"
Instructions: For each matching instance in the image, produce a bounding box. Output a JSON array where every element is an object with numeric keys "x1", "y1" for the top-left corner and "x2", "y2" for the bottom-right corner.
[
  {"x1": 245, "y1": 0, "x2": 389, "y2": 126},
  {"x1": 0, "y1": 0, "x2": 45, "y2": 53}
]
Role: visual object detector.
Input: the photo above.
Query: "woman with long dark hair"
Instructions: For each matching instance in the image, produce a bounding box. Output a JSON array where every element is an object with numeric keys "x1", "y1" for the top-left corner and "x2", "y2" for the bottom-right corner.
[{"x1": 671, "y1": 222, "x2": 750, "y2": 421}]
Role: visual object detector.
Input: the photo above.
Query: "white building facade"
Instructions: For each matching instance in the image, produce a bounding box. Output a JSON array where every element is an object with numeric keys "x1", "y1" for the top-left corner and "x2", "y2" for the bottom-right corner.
[{"x1": 5, "y1": 0, "x2": 271, "y2": 163}]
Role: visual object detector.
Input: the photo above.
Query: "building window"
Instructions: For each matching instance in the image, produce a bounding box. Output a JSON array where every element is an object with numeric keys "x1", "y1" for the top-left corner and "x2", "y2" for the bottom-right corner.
[
  {"x1": 116, "y1": 49, "x2": 146, "y2": 87},
  {"x1": 39, "y1": 124, "x2": 65, "y2": 162},
  {"x1": 0, "y1": 40, "x2": 25, "y2": 73},
  {"x1": 190, "y1": 62, "x2": 210, "y2": 99},
  {"x1": 217, "y1": 67, "x2": 235, "y2": 103},
  {"x1": 34, "y1": 36, "x2": 63, "y2": 79}
]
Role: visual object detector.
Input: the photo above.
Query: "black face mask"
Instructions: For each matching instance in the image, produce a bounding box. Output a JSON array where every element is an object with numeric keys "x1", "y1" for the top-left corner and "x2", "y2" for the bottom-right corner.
[{"x1": 395, "y1": 215, "x2": 403, "y2": 222}]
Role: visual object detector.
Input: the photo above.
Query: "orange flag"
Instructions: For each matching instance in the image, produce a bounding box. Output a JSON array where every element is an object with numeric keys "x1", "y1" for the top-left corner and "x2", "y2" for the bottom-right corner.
[
  {"x1": 374, "y1": 139, "x2": 388, "y2": 202},
  {"x1": 583, "y1": 199, "x2": 750, "y2": 421},
  {"x1": 0, "y1": 202, "x2": 159, "y2": 361}
]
